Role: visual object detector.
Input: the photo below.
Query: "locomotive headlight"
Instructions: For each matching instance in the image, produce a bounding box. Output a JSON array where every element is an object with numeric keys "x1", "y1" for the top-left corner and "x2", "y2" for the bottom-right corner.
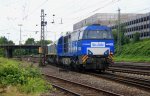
[{"x1": 104, "y1": 50, "x2": 109, "y2": 55}]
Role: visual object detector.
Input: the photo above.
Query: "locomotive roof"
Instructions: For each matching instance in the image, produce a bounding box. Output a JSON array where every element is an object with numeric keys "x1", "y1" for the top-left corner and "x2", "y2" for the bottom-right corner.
[
  {"x1": 60, "y1": 24, "x2": 111, "y2": 38},
  {"x1": 82, "y1": 24, "x2": 111, "y2": 31}
]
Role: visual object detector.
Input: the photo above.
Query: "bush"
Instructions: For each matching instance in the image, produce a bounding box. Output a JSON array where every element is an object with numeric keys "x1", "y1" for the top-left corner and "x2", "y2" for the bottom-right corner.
[
  {"x1": 19, "y1": 78, "x2": 53, "y2": 94},
  {"x1": 0, "y1": 58, "x2": 52, "y2": 94},
  {"x1": 114, "y1": 39, "x2": 150, "y2": 62},
  {"x1": 132, "y1": 32, "x2": 140, "y2": 43},
  {"x1": 123, "y1": 36, "x2": 130, "y2": 44}
]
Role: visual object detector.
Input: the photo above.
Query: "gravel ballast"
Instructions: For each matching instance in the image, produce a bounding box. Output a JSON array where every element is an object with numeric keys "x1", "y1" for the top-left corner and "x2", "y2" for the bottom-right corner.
[{"x1": 40, "y1": 64, "x2": 150, "y2": 96}]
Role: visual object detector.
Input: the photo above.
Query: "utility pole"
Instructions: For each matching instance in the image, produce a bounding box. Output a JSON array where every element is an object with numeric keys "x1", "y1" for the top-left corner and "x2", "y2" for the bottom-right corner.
[
  {"x1": 117, "y1": 8, "x2": 121, "y2": 55},
  {"x1": 18, "y1": 24, "x2": 23, "y2": 45},
  {"x1": 39, "y1": 9, "x2": 47, "y2": 66},
  {"x1": 60, "y1": 18, "x2": 63, "y2": 24},
  {"x1": 7, "y1": 33, "x2": 10, "y2": 44},
  {"x1": 18, "y1": 24, "x2": 23, "y2": 60},
  {"x1": 7, "y1": 33, "x2": 10, "y2": 58}
]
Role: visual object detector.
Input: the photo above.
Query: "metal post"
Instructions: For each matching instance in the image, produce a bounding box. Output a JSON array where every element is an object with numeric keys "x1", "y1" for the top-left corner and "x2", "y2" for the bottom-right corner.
[
  {"x1": 7, "y1": 33, "x2": 10, "y2": 58},
  {"x1": 149, "y1": 13, "x2": 150, "y2": 38},
  {"x1": 18, "y1": 24, "x2": 23, "y2": 60},
  {"x1": 18, "y1": 24, "x2": 23, "y2": 45},
  {"x1": 39, "y1": 9, "x2": 46, "y2": 66},
  {"x1": 7, "y1": 33, "x2": 10, "y2": 44},
  {"x1": 117, "y1": 8, "x2": 121, "y2": 55}
]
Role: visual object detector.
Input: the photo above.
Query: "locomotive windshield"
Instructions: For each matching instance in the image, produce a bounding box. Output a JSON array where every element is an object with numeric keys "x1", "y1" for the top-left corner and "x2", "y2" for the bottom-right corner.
[{"x1": 82, "y1": 30, "x2": 113, "y2": 39}]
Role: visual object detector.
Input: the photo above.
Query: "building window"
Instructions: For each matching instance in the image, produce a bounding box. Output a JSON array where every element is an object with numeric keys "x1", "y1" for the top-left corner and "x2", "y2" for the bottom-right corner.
[
  {"x1": 133, "y1": 27, "x2": 135, "y2": 31},
  {"x1": 132, "y1": 21, "x2": 134, "y2": 24},
  {"x1": 148, "y1": 32, "x2": 150, "y2": 36},
  {"x1": 131, "y1": 27, "x2": 133, "y2": 31},
  {"x1": 141, "y1": 33, "x2": 144, "y2": 37},
  {"x1": 144, "y1": 24, "x2": 147, "y2": 29},
  {"x1": 134, "y1": 20, "x2": 136, "y2": 24},
  {"x1": 144, "y1": 32, "x2": 146, "y2": 36},
  {"x1": 141, "y1": 25, "x2": 144, "y2": 30},
  {"x1": 144, "y1": 17, "x2": 147, "y2": 21},
  {"x1": 146, "y1": 24, "x2": 149, "y2": 28},
  {"x1": 147, "y1": 16, "x2": 149, "y2": 20},
  {"x1": 131, "y1": 34, "x2": 133, "y2": 38},
  {"x1": 141, "y1": 18, "x2": 143, "y2": 22},
  {"x1": 146, "y1": 32, "x2": 148, "y2": 36},
  {"x1": 136, "y1": 26, "x2": 138, "y2": 31}
]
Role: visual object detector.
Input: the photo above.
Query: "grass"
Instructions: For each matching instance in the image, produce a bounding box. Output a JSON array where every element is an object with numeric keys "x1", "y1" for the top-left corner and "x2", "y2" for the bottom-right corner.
[
  {"x1": 0, "y1": 86, "x2": 39, "y2": 96},
  {"x1": 114, "y1": 55, "x2": 150, "y2": 63},
  {"x1": 0, "y1": 57, "x2": 53, "y2": 95},
  {"x1": 115, "y1": 39, "x2": 150, "y2": 63}
]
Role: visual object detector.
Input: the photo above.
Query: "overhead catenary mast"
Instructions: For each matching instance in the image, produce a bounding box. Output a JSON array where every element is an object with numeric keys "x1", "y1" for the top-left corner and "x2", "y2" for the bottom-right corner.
[
  {"x1": 39, "y1": 9, "x2": 47, "y2": 66},
  {"x1": 117, "y1": 8, "x2": 121, "y2": 55}
]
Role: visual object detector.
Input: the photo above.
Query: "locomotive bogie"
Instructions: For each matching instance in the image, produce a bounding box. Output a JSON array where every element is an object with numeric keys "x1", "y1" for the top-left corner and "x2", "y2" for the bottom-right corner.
[{"x1": 62, "y1": 57, "x2": 71, "y2": 65}]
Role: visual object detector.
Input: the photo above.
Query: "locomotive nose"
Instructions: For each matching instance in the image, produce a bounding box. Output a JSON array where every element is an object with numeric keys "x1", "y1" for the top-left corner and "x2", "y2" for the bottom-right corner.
[{"x1": 87, "y1": 47, "x2": 110, "y2": 56}]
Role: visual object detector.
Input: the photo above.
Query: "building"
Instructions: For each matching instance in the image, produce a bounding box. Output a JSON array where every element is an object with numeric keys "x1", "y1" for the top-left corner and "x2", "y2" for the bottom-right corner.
[
  {"x1": 73, "y1": 13, "x2": 143, "y2": 30},
  {"x1": 112, "y1": 13, "x2": 150, "y2": 39},
  {"x1": 73, "y1": 13, "x2": 150, "y2": 39}
]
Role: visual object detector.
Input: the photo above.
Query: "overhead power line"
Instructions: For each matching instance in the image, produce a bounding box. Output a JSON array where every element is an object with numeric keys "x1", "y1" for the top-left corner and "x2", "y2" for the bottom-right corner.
[
  {"x1": 92, "y1": 0, "x2": 120, "y2": 13},
  {"x1": 133, "y1": 7, "x2": 150, "y2": 13},
  {"x1": 23, "y1": 0, "x2": 48, "y2": 19},
  {"x1": 67, "y1": 0, "x2": 107, "y2": 15},
  {"x1": 117, "y1": 8, "x2": 121, "y2": 55},
  {"x1": 0, "y1": 29, "x2": 9, "y2": 32},
  {"x1": 73, "y1": 0, "x2": 121, "y2": 23}
]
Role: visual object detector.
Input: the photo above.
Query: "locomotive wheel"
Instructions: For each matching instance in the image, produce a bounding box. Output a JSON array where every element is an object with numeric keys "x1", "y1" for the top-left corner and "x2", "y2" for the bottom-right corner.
[
  {"x1": 70, "y1": 63, "x2": 76, "y2": 71},
  {"x1": 98, "y1": 70, "x2": 102, "y2": 73}
]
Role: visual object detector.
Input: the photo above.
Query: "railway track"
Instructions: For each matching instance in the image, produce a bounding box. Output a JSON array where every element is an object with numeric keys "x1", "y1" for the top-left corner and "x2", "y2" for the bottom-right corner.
[
  {"x1": 108, "y1": 67, "x2": 150, "y2": 76},
  {"x1": 51, "y1": 84, "x2": 81, "y2": 96},
  {"x1": 88, "y1": 72, "x2": 150, "y2": 91},
  {"x1": 18, "y1": 56, "x2": 150, "y2": 72},
  {"x1": 43, "y1": 73, "x2": 123, "y2": 96},
  {"x1": 111, "y1": 64, "x2": 150, "y2": 70}
]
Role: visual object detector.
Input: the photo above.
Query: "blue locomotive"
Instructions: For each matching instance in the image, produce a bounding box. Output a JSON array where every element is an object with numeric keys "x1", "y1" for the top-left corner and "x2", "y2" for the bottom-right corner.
[{"x1": 46, "y1": 24, "x2": 114, "y2": 71}]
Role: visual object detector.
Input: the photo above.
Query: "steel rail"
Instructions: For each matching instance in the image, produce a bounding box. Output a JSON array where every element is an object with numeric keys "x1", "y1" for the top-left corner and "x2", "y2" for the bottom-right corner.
[
  {"x1": 43, "y1": 73, "x2": 123, "y2": 96},
  {"x1": 112, "y1": 64, "x2": 150, "y2": 70},
  {"x1": 108, "y1": 67, "x2": 150, "y2": 76},
  {"x1": 88, "y1": 72, "x2": 150, "y2": 91},
  {"x1": 52, "y1": 84, "x2": 81, "y2": 96}
]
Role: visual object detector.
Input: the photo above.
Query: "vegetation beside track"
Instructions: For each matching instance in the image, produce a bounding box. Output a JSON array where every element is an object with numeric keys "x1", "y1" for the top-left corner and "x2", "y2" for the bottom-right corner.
[
  {"x1": 115, "y1": 39, "x2": 150, "y2": 63},
  {"x1": 0, "y1": 57, "x2": 53, "y2": 96}
]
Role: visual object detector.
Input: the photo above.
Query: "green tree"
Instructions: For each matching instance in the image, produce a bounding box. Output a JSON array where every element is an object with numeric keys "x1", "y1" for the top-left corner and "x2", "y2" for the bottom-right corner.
[
  {"x1": 0, "y1": 37, "x2": 14, "y2": 45},
  {"x1": 114, "y1": 24, "x2": 130, "y2": 45},
  {"x1": 21, "y1": 38, "x2": 38, "y2": 55},
  {"x1": 8, "y1": 40, "x2": 15, "y2": 45},
  {"x1": 13, "y1": 49, "x2": 26, "y2": 56},
  {"x1": 123, "y1": 36, "x2": 130, "y2": 44},
  {"x1": 113, "y1": 24, "x2": 130, "y2": 55},
  {"x1": 132, "y1": 32, "x2": 140, "y2": 43},
  {"x1": 0, "y1": 37, "x2": 15, "y2": 56},
  {"x1": 36, "y1": 40, "x2": 53, "y2": 45},
  {"x1": 0, "y1": 37, "x2": 8, "y2": 44},
  {"x1": 25, "y1": 38, "x2": 35, "y2": 45},
  {"x1": 112, "y1": 29, "x2": 117, "y2": 43}
]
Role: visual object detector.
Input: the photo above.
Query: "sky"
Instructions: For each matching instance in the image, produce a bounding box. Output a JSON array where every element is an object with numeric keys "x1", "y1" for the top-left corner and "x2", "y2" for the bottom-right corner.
[{"x1": 0, "y1": 0, "x2": 150, "y2": 44}]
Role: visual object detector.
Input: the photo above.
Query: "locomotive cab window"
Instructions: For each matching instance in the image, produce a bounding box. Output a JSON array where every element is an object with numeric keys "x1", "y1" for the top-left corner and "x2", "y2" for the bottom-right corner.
[
  {"x1": 82, "y1": 30, "x2": 113, "y2": 39},
  {"x1": 79, "y1": 30, "x2": 84, "y2": 40}
]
